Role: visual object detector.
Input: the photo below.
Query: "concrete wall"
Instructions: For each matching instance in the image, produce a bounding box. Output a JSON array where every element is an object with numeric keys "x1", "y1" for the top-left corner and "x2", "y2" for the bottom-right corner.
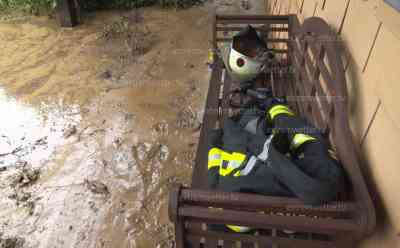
[{"x1": 266, "y1": 0, "x2": 400, "y2": 246}]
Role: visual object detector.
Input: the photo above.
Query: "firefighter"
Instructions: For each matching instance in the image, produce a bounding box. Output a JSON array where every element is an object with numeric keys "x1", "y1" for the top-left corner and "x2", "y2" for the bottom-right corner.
[{"x1": 207, "y1": 98, "x2": 345, "y2": 232}]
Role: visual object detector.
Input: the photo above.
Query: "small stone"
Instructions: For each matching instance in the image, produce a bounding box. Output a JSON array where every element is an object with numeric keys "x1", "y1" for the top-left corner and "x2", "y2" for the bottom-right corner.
[
  {"x1": 0, "y1": 236, "x2": 25, "y2": 248},
  {"x1": 100, "y1": 70, "x2": 112, "y2": 79},
  {"x1": 147, "y1": 144, "x2": 162, "y2": 160},
  {"x1": 11, "y1": 167, "x2": 40, "y2": 188},
  {"x1": 34, "y1": 137, "x2": 47, "y2": 146},
  {"x1": 159, "y1": 145, "x2": 169, "y2": 162},
  {"x1": 152, "y1": 121, "x2": 168, "y2": 136},
  {"x1": 184, "y1": 62, "x2": 195, "y2": 69},
  {"x1": 63, "y1": 125, "x2": 77, "y2": 139},
  {"x1": 85, "y1": 179, "x2": 110, "y2": 195},
  {"x1": 132, "y1": 143, "x2": 151, "y2": 161},
  {"x1": 113, "y1": 138, "x2": 122, "y2": 149}
]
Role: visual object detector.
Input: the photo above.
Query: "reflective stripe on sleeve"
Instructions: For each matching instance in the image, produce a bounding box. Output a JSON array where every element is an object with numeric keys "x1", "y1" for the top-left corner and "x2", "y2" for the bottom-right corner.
[
  {"x1": 226, "y1": 225, "x2": 253, "y2": 233},
  {"x1": 291, "y1": 133, "x2": 317, "y2": 150},
  {"x1": 268, "y1": 104, "x2": 294, "y2": 120},
  {"x1": 219, "y1": 152, "x2": 246, "y2": 176},
  {"x1": 208, "y1": 148, "x2": 247, "y2": 176},
  {"x1": 257, "y1": 134, "x2": 274, "y2": 162},
  {"x1": 239, "y1": 156, "x2": 257, "y2": 176},
  {"x1": 208, "y1": 148, "x2": 222, "y2": 170}
]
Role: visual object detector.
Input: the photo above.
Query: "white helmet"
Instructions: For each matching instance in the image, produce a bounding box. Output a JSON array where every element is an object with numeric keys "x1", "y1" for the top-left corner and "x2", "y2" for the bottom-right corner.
[{"x1": 224, "y1": 25, "x2": 272, "y2": 83}]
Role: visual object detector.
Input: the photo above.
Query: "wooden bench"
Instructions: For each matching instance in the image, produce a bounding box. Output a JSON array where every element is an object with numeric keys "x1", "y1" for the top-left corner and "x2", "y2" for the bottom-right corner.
[{"x1": 169, "y1": 15, "x2": 376, "y2": 248}]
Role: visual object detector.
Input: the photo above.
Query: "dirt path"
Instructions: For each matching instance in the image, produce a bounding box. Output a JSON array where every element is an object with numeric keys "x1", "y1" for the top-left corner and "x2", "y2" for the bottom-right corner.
[{"x1": 0, "y1": 1, "x2": 263, "y2": 247}]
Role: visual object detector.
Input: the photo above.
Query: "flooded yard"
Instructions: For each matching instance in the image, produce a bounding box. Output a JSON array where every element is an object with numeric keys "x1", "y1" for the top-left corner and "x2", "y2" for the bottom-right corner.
[
  {"x1": 0, "y1": 1, "x2": 263, "y2": 247},
  {"x1": 0, "y1": 6, "x2": 211, "y2": 247}
]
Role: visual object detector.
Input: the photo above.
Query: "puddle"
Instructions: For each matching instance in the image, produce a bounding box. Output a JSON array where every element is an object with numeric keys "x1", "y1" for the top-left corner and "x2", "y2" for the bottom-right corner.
[{"x1": 0, "y1": 88, "x2": 81, "y2": 169}]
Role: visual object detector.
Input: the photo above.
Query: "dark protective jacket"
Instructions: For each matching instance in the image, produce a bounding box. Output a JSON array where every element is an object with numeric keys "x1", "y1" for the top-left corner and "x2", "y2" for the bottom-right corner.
[{"x1": 207, "y1": 107, "x2": 345, "y2": 206}]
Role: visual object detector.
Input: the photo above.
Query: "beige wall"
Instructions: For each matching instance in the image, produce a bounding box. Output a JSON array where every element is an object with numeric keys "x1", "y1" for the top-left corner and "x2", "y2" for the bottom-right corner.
[{"x1": 266, "y1": 0, "x2": 400, "y2": 246}]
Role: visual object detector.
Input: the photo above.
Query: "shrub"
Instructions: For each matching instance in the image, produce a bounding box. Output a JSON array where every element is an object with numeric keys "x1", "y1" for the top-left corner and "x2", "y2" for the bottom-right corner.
[
  {"x1": 0, "y1": 0, "x2": 204, "y2": 13},
  {"x1": 0, "y1": 0, "x2": 56, "y2": 13}
]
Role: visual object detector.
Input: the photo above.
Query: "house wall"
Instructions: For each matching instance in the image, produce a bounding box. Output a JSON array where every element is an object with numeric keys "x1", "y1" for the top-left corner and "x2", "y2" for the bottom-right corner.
[{"x1": 265, "y1": 0, "x2": 400, "y2": 246}]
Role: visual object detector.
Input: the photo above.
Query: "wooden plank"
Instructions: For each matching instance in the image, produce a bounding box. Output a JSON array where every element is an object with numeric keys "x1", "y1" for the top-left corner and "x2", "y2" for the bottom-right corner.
[
  {"x1": 180, "y1": 206, "x2": 359, "y2": 233},
  {"x1": 217, "y1": 15, "x2": 292, "y2": 21},
  {"x1": 217, "y1": 19, "x2": 290, "y2": 25},
  {"x1": 220, "y1": 68, "x2": 232, "y2": 128},
  {"x1": 179, "y1": 189, "x2": 355, "y2": 217},
  {"x1": 191, "y1": 59, "x2": 223, "y2": 189},
  {"x1": 187, "y1": 229, "x2": 337, "y2": 248},
  {"x1": 217, "y1": 38, "x2": 289, "y2": 43},
  {"x1": 315, "y1": 0, "x2": 349, "y2": 33},
  {"x1": 175, "y1": 220, "x2": 185, "y2": 248},
  {"x1": 340, "y1": 0, "x2": 381, "y2": 70},
  {"x1": 216, "y1": 26, "x2": 289, "y2": 32}
]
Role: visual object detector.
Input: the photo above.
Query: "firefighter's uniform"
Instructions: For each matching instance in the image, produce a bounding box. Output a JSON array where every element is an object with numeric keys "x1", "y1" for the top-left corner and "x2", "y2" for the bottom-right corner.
[{"x1": 207, "y1": 103, "x2": 345, "y2": 232}]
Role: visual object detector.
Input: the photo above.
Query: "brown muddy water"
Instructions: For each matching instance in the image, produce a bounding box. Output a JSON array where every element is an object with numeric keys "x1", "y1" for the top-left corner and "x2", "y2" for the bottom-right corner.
[
  {"x1": 0, "y1": 6, "x2": 212, "y2": 248},
  {"x1": 0, "y1": 0, "x2": 264, "y2": 247}
]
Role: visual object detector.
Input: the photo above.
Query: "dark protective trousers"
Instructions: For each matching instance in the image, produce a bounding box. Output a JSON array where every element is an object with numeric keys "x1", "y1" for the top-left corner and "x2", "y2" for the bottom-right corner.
[{"x1": 207, "y1": 113, "x2": 345, "y2": 206}]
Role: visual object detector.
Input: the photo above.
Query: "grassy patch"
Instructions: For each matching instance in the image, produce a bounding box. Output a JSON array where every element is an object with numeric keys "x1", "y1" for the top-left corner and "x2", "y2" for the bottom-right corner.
[{"x1": 0, "y1": 0, "x2": 204, "y2": 14}]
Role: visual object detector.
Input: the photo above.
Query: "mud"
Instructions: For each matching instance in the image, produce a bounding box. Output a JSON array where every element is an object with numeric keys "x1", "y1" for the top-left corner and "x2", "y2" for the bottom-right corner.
[
  {"x1": 0, "y1": 6, "x2": 211, "y2": 247},
  {"x1": 0, "y1": 1, "x2": 262, "y2": 247}
]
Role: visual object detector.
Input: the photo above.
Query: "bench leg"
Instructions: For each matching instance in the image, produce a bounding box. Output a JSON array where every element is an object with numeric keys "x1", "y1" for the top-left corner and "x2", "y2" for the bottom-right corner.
[{"x1": 56, "y1": 0, "x2": 79, "y2": 27}]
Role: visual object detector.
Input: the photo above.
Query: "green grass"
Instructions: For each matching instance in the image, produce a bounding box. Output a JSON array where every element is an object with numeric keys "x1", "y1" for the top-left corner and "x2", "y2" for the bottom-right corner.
[
  {"x1": 0, "y1": 0, "x2": 56, "y2": 14},
  {"x1": 0, "y1": 0, "x2": 203, "y2": 14}
]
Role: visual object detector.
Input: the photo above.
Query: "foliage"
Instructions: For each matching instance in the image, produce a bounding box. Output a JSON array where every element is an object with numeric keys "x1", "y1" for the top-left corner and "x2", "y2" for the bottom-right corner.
[
  {"x1": 0, "y1": 0, "x2": 204, "y2": 13},
  {"x1": 0, "y1": 0, "x2": 56, "y2": 14}
]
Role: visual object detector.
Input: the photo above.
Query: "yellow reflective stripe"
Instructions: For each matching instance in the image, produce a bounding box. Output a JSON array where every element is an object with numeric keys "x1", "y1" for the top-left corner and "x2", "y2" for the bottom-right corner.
[
  {"x1": 208, "y1": 148, "x2": 222, "y2": 170},
  {"x1": 219, "y1": 152, "x2": 246, "y2": 177},
  {"x1": 226, "y1": 225, "x2": 253, "y2": 233},
  {"x1": 208, "y1": 49, "x2": 214, "y2": 64},
  {"x1": 208, "y1": 161, "x2": 221, "y2": 170},
  {"x1": 231, "y1": 152, "x2": 246, "y2": 161},
  {"x1": 209, "y1": 148, "x2": 222, "y2": 157},
  {"x1": 233, "y1": 171, "x2": 241, "y2": 177},
  {"x1": 221, "y1": 151, "x2": 232, "y2": 161},
  {"x1": 268, "y1": 105, "x2": 294, "y2": 120},
  {"x1": 208, "y1": 148, "x2": 247, "y2": 175},
  {"x1": 291, "y1": 133, "x2": 317, "y2": 150}
]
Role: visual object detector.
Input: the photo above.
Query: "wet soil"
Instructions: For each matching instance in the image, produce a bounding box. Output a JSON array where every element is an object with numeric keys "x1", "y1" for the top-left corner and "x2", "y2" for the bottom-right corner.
[
  {"x1": 0, "y1": 6, "x2": 212, "y2": 248},
  {"x1": 0, "y1": 1, "x2": 263, "y2": 247}
]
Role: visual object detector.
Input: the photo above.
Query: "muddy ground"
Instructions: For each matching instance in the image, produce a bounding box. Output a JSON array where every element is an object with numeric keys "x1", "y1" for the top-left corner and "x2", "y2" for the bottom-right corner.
[{"x1": 0, "y1": 1, "x2": 264, "y2": 247}]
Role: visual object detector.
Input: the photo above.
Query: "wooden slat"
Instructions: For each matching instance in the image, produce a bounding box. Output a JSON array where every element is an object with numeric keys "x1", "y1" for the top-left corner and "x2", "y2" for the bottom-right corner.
[
  {"x1": 175, "y1": 220, "x2": 185, "y2": 248},
  {"x1": 216, "y1": 26, "x2": 289, "y2": 32},
  {"x1": 217, "y1": 15, "x2": 292, "y2": 21},
  {"x1": 241, "y1": 241, "x2": 255, "y2": 248},
  {"x1": 187, "y1": 229, "x2": 337, "y2": 248},
  {"x1": 217, "y1": 19, "x2": 290, "y2": 25},
  {"x1": 186, "y1": 235, "x2": 203, "y2": 248},
  {"x1": 191, "y1": 59, "x2": 223, "y2": 189},
  {"x1": 205, "y1": 237, "x2": 220, "y2": 248},
  {"x1": 180, "y1": 206, "x2": 359, "y2": 234},
  {"x1": 221, "y1": 68, "x2": 232, "y2": 128},
  {"x1": 179, "y1": 189, "x2": 356, "y2": 217},
  {"x1": 217, "y1": 38, "x2": 289, "y2": 43},
  {"x1": 269, "y1": 48, "x2": 289, "y2": 54}
]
